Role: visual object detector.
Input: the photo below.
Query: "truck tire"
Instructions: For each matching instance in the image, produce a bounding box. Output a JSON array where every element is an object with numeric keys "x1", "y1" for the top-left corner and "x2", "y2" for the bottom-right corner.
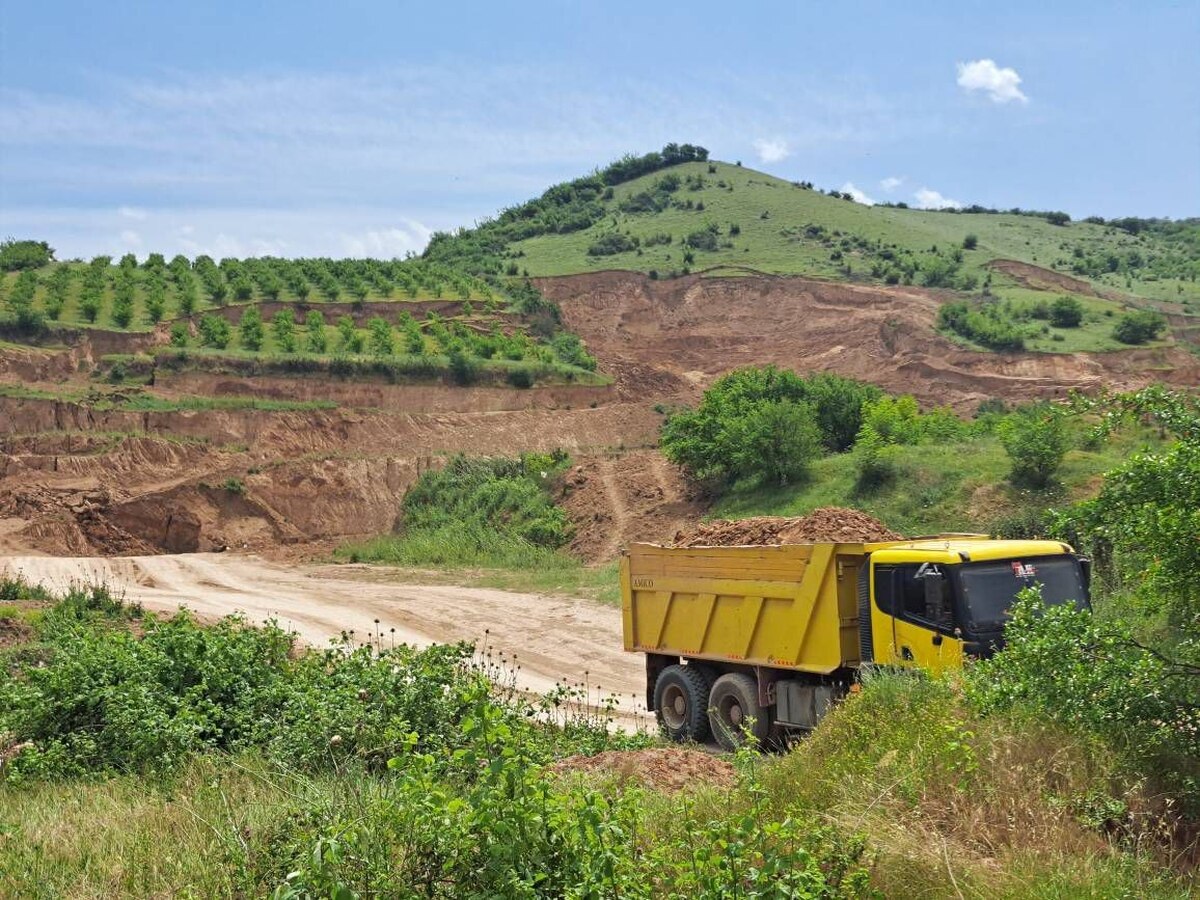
[
  {"x1": 708, "y1": 673, "x2": 769, "y2": 751},
  {"x1": 654, "y1": 664, "x2": 714, "y2": 743}
]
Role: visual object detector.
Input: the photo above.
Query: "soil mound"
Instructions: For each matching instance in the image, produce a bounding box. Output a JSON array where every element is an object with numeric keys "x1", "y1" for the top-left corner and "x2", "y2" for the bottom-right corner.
[
  {"x1": 549, "y1": 747, "x2": 735, "y2": 792},
  {"x1": 672, "y1": 507, "x2": 901, "y2": 547}
]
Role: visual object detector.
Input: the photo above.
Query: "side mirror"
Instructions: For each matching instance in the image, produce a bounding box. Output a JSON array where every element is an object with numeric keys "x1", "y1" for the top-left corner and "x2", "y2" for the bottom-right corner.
[{"x1": 923, "y1": 572, "x2": 952, "y2": 628}]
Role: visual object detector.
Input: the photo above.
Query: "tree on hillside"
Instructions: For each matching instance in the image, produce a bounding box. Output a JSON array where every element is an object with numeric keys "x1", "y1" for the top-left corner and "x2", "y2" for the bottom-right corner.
[
  {"x1": 1050, "y1": 296, "x2": 1084, "y2": 328},
  {"x1": 367, "y1": 316, "x2": 393, "y2": 357},
  {"x1": 305, "y1": 311, "x2": 327, "y2": 354},
  {"x1": 198, "y1": 314, "x2": 231, "y2": 349},
  {"x1": 660, "y1": 366, "x2": 877, "y2": 489},
  {"x1": 1112, "y1": 310, "x2": 1166, "y2": 344},
  {"x1": 0, "y1": 239, "x2": 54, "y2": 271},
  {"x1": 238, "y1": 306, "x2": 265, "y2": 351},
  {"x1": 999, "y1": 404, "x2": 1068, "y2": 489},
  {"x1": 272, "y1": 309, "x2": 297, "y2": 353}
]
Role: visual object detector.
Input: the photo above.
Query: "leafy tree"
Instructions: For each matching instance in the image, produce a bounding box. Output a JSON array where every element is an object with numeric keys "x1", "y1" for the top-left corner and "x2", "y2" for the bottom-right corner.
[
  {"x1": 198, "y1": 314, "x2": 231, "y2": 349},
  {"x1": 661, "y1": 366, "x2": 864, "y2": 489},
  {"x1": 3, "y1": 270, "x2": 44, "y2": 331},
  {"x1": 337, "y1": 315, "x2": 363, "y2": 353},
  {"x1": 177, "y1": 276, "x2": 199, "y2": 316},
  {"x1": 144, "y1": 278, "x2": 167, "y2": 323},
  {"x1": 448, "y1": 348, "x2": 480, "y2": 385},
  {"x1": 367, "y1": 316, "x2": 393, "y2": 357},
  {"x1": 0, "y1": 239, "x2": 54, "y2": 271},
  {"x1": 998, "y1": 403, "x2": 1068, "y2": 489},
  {"x1": 1112, "y1": 309, "x2": 1166, "y2": 344},
  {"x1": 238, "y1": 306, "x2": 265, "y2": 351},
  {"x1": 305, "y1": 311, "x2": 327, "y2": 353},
  {"x1": 272, "y1": 309, "x2": 297, "y2": 353},
  {"x1": 110, "y1": 277, "x2": 135, "y2": 328},
  {"x1": 169, "y1": 322, "x2": 189, "y2": 347},
  {"x1": 1050, "y1": 296, "x2": 1084, "y2": 328},
  {"x1": 962, "y1": 233, "x2": 978, "y2": 250}
]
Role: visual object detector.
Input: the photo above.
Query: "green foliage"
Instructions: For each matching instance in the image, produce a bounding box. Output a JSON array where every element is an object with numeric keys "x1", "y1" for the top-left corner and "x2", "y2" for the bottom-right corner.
[
  {"x1": 1112, "y1": 309, "x2": 1166, "y2": 344},
  {"x1": 0, "y1": 239, "x2": 54, "y2": 271},
  {"x1": 272, "y1": 309, "x2": 297, "y2": 353},
  {"x1": 366, "y1": 315, "x2": 393, "y2": 357},
  {"x1": 336, "y1": 314, "x2": 363, "y2": 354},
  {"x1": 586, "y1": 232, "x2": 638, "y2": 256},
  {"x1": 1050, "y1": 295, "x2": 1084, "y2": 328},
  {"x1": 938, "y1": 301, "x2": 1027, "y2": 351},
  {"x1": 198, "y1": 314, "x2": 231, "y2": 349},
  {"x1": 0, "y1": 588, "x2": 488, "y2": 781},
  {"x1": 998, "y1": 403, "x2": 1069, "y2": 489},
  {"x1": 304, "y1": 311, "x2": 327, "y2": 353},
  {"x1": 447, "y1": 347, "x2": 480, "y2": 384},
  {"x1": 969, "y1": 588, "x2": 1200, "y2": 808},
  {"x1": 168, "y1": 322, "x2": 189, "y2": 347},
  {"x1": 549, "y1": 331, "x2": 597, "y2": 371},
  {"x1": 237, "y1": 305, "x2": 264, "y2": 351},
  {"x1": 400, "y1": 453, "x2": 571, "y2": 552},
  {"x1": 1, "y1": 270, "x2": 44, "y2": 332},
  {"x1": 962, "y1": 233, "x2": 978, "y2": 250}
]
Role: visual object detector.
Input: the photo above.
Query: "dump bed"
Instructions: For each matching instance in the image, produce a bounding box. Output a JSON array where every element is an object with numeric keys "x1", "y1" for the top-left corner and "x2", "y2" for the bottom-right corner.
[{"x1": 620, "y1": 542, "x2": 869, "y2": 674}]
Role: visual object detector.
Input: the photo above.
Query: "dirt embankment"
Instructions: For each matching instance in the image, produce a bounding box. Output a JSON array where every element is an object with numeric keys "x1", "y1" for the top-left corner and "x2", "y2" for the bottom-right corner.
[
  {"x1": 538, "y1": 271, "x2": 1200, "y2": 410},
  {"x1": 4, "y1": 269, "x2": 1198, "y2": 561},
  {"x1": 556, "y1": 450, "x2": 705, "y2": 563}
]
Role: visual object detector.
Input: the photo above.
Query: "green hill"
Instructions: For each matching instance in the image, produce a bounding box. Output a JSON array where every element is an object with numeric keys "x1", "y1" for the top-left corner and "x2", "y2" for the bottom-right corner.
[{"x1": 424, "y1": 146, "x2": 1200, "y2": 354}]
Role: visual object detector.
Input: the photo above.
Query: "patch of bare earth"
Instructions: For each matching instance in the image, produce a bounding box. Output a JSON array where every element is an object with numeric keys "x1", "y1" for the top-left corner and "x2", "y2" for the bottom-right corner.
[{"x1": 549, "y1": 747, "x2": 735, "y2": 792}]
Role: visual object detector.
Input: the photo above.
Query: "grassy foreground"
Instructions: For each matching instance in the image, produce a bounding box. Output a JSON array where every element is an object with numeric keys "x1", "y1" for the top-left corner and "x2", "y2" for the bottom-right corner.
[{"x1": 0, "y1": 578, "x2": 1193, "y2": 897}]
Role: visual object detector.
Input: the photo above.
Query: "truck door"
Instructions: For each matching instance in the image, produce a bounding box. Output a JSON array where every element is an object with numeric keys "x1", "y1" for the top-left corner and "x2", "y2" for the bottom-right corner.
[{"x1": 870, "y1": 558, "x2": 964, "y2": 673}]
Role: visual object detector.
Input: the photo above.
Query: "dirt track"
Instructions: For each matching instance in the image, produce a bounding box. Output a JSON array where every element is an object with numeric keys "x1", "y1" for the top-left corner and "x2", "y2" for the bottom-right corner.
[{"x1": 0, "y1": 553, "x2": 648, "y2": 726}]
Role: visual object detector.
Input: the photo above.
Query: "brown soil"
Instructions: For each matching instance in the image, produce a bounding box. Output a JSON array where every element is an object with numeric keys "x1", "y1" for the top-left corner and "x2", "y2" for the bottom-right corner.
[
  {"x1": 672, "y1": 507, "x2": 902, "y2": 547},
  {"x1": 539, "y1": 271, "x2": 1199, "y2": 411},
  {"x1": 2, "y1": 270, "x2": 1197, "y2": 561},
  {"x1": 557, "y1": 450, "x2": 705, "y2": 562},
  {"x1": 549, "y1": 747, "x2": 735, "y2": 792}
]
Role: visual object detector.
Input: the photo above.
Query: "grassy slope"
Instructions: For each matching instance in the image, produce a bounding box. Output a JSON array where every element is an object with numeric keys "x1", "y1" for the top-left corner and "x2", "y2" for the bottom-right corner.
[
  {"x1": 712, "y1": 422, "x2": 1158, "y2": 536},
  {"x1": 512, "y1": 161, "x2": 1199, "y2": 305}
]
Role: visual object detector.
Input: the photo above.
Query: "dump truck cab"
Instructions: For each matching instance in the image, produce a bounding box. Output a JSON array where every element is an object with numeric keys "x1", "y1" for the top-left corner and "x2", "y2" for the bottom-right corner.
[
  {"x1": 862, "y1": 538, "x2": 1091, "y2": 672},
  {"x1": 622, "y1": 535, "x2": 1090, "y2": 749}
]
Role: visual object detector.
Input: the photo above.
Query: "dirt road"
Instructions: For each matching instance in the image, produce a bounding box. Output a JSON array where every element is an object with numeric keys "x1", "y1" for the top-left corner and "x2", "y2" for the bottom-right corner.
[{"x1": 0, "y1": 553, "x2": 649, "y2": 726}]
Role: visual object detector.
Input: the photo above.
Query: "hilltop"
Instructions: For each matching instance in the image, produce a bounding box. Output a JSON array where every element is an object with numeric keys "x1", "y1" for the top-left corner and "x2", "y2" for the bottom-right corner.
[{"x1": 426, "y1": 148, "x2": 1200, "y2": 355}]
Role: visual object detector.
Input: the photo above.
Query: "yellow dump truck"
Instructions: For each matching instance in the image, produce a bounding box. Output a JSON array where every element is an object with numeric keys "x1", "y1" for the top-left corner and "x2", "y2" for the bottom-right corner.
[{"x1": 620, "y1": 536, "x2": 1090, "y2": 749}]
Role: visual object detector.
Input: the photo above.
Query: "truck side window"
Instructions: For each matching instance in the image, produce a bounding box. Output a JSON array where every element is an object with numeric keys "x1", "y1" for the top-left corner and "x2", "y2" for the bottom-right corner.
[{"x1": 875, "y1": 564, "x2": 939, "y2": 624}]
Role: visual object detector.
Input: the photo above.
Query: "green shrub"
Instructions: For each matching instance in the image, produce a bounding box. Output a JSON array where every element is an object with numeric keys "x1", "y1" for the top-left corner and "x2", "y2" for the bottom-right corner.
[
  {"x1": 448, "y1": 348, "x2": 480, "y2": 384},
  {"x1": 237, "y1": 305, "x2": 264, "y2": 351},
  {"x1": 1112, "y1": 309, "x2": 1166, "y2": 344},
  {"x1": 586, "y1": 233, "x2": 638, "y2": 256},
  {"x1": 272, "y1": 309, "x2": 297, "y2": 353},
  {"x1": 661, "y1": 367, "x2": 882, "y2": 489},
  {"x1": 1050, "y1": 295, "x2": 1084, "y2": 328},
  {"x1": 198, "y1": 314, "x2": 231, "y2": 349},
  {"x1": 0, "y1": 239, "x2": 54, "y2": 271},
  {"x1": 998, "y1": 403, "x2": 1068, "y2": 489},
  {"x1": 938, "y1": 301, "x2": 1026, "y2": 351},
  {"x1": 962, "y1": 233, "x2": 978, "y2": 250}
]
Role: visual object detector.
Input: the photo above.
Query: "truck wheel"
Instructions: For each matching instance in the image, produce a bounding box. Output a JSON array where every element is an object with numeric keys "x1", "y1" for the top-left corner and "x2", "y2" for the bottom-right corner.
[
  {"x1": 708, "y1": 673, "x2": 768, "y2": 751},
  {"x1": 654, "y1": 664, "x2": 713, "y2": 743}
]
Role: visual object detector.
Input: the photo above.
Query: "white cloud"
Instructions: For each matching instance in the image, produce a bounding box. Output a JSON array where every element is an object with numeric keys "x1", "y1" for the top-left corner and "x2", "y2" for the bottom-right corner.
[
  {"x1": 840, "y1": 181, "x2": 875, "y2": 205},
  {"x1": 879, "y1": 176, "x2": 903, "y2": 192},
  {"x1": 752, "y1": 137, "x2": 790, "y2": 163},
  {"x1": 913, "y1": 187, "x2": 963, "y2": 210},
  {"x1": 956, "y1": 59, "x2": 1029, "y2": 104},
  {"x1": 0, "y1": 206, "x2": 435, "y2": 260},
  {"x1": 117, "y1": 206, "x2": 147, "y2": 220}
]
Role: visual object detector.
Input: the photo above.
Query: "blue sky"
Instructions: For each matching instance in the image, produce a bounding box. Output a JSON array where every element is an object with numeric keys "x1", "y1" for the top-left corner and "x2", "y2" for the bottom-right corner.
[{"x1": 1, "y1": 0, "x2": 1196, "y2": 259}]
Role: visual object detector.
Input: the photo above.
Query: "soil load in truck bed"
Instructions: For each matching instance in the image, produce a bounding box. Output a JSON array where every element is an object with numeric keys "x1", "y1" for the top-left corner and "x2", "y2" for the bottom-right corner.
[{"x1": 671, "y1": 506, "x2": 901, "y2": 547}]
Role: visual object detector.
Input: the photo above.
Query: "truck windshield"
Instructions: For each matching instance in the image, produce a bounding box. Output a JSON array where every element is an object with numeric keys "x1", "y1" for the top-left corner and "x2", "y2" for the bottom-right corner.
[{"x1": 957, "y1": 556, "x2": 1086, "y2": 633}]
